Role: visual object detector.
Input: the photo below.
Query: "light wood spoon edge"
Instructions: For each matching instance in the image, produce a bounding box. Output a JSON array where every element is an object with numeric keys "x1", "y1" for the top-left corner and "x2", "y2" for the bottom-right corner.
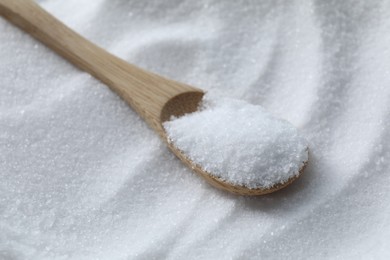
[{"x1": 0, "y1": 0, "x2": 308, "y2": 196}]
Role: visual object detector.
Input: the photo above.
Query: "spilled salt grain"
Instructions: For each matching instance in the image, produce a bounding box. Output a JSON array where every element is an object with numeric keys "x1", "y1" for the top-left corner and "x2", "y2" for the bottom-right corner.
[{"x1": 163, "y1": 94, "x2": 308, "y2": 189}]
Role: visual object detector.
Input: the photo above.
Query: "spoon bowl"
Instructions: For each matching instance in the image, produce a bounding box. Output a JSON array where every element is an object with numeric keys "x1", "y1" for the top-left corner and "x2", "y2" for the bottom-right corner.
[{"x1": 160, "y1": 92, "x2": 308, "y2": 195}]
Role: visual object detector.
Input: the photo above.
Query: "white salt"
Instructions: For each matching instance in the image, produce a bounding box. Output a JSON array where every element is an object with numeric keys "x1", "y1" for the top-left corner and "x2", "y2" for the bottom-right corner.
[
  {"x1": 163, "y1": 94, "x2": 308, "y2": 189},
  {"x1": 2, "y1": 0, "x2": 390, "y2": 259}
]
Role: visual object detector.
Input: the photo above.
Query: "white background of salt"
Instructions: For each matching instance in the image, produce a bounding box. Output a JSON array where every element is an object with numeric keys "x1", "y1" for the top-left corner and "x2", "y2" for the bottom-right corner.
[{"x1": 1, "y1": 0, "x2": 390, "y2": 259}]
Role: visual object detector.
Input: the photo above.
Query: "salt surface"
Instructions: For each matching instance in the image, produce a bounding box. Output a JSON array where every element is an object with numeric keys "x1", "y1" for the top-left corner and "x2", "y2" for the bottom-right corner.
[
  {"x1": 2, "y1": 0, "x2": 390, "y2": 259},
  {"x1": 164, "y1": 95, "x2": 308, "y2": 189}
]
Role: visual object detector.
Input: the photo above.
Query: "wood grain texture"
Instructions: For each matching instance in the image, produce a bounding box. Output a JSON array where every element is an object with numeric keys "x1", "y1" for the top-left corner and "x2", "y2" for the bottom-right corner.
[{"x1": 0, "y1": 0, "x2": 307, "y2": 196}]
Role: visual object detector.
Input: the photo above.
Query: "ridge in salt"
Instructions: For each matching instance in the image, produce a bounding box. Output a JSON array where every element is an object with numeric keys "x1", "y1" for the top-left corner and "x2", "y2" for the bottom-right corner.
[{"x1": 163, "y1": 93, "x2": 308, "y2": 189}]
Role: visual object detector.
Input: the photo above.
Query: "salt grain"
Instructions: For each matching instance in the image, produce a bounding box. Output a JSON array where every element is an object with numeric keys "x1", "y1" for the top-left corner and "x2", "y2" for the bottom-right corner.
[{"x1": 164, "y1": 94, "x2": 308, "y2": 189}]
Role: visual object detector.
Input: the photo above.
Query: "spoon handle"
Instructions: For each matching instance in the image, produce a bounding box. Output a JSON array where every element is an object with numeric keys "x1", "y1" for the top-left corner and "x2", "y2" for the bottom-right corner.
[{"x1": 0, "y1": 0, "x2": 200, "y2": 131}]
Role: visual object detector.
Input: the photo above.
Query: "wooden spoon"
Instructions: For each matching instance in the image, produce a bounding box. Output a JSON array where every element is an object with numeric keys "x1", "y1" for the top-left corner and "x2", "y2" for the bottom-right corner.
[{"x1": 0, "y1": 0, "x2": 306, "y2": 195}]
